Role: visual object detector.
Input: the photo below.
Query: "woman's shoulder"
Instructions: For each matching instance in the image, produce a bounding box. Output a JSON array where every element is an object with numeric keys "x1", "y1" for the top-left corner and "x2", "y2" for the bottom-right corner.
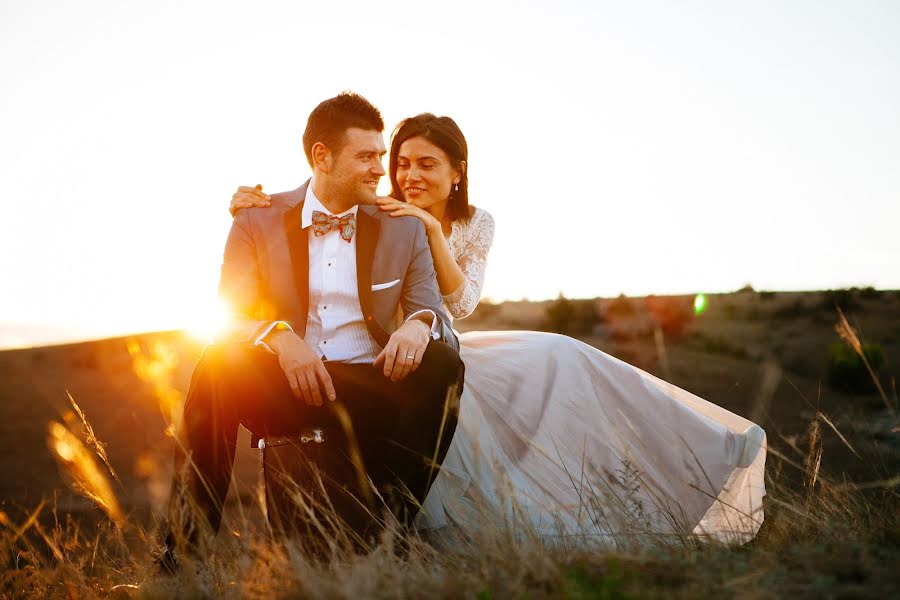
[
  {"x1": 452, "y1": 205, "x2": 495, "y2": 255},
  {"x1": 467, "y1": 205, "x2": 495, "y2": 230}
]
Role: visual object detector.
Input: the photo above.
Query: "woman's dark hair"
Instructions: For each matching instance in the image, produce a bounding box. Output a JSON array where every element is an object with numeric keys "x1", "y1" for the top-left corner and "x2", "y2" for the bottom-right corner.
[
  {"x1": 389, "y1": 113, "x2": 470, "y2": 222},
  {"x1": 303, "y1": 91, "x2": 384, "y2": 167}
]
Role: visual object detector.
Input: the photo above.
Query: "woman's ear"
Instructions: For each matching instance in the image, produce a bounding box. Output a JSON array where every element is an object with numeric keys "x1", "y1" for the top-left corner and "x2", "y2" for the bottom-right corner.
[
  {"x1": 311, "y1": 142, "x2": 333, "y2": 174},
  {"x1": 454, "y1": 160, "x2": 467, "y2": 185}
]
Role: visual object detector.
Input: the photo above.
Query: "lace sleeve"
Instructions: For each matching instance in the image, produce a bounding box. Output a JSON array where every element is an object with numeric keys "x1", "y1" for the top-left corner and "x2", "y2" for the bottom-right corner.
[{"x1": 442, "y1": 209, "x2": 495, "y2": 319}]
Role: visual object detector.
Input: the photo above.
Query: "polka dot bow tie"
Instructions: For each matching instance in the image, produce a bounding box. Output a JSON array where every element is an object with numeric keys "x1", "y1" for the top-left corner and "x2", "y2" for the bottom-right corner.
[{"x1": 311, "y1": 210, "x2": 356, "y2": 242}]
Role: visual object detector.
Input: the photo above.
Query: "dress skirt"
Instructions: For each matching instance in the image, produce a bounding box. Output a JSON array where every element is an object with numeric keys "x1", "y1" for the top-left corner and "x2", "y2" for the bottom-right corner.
[{"x1": 416, "y1": 331, "x2": 766, "y2": 547}]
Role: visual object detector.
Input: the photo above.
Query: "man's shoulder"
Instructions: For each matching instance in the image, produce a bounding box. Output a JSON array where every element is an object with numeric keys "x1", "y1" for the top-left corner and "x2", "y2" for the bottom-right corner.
[
  {"x1": 360, "y1": 205, "x2": 421, "y2": 235},
  {"x1": 234, "y1": 184, "x2": 307, "y2": 230},
  {"x1": 269, "y1": 185, "x2": 306, "y2": 208}
]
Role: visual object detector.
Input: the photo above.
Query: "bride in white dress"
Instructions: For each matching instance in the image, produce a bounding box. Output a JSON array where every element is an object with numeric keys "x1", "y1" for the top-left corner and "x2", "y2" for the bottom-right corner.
[{"x1": 230, "y1": 113, "x2": 766, "y2": 546}]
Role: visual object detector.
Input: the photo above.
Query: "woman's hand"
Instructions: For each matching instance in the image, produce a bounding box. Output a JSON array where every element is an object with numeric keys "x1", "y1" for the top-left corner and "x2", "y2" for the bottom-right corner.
[
  {"x1": 375, "y1": 196, "x2": 440, "y2": 234},
  {"x1": 230, "y1": 184, "x2": 271, "y2": 217}
]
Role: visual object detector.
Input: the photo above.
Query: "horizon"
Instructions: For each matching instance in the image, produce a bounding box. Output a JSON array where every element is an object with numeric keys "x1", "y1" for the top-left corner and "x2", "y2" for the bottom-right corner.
[
  {"x1": 3, "y1": 1, "x2": 899, "y2": 349},
  {"x1": 2, "y1": 285, "x2": 892, "y2": 351}
]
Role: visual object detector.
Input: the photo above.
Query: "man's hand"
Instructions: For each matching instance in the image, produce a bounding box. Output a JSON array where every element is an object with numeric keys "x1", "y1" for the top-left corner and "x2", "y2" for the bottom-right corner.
[
  {"x1": 374, "y1": 319, "x2": 431, "y2": 382},
  {"x1": 268, "y1": 330, "x2": 335, "y2": 406}
]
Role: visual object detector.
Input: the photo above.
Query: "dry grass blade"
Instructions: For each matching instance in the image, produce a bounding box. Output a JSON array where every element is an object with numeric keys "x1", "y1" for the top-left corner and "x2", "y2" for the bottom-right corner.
[
  {"x1": 330, "y1": 401, "x2": 374, "y2": 509},
  {"x1": 66, "y1": 391, "x2": 122, "y2": 487},
  {"x1": 804, "y1": 419, "x2": 823, "y2": 491},
  {"x1": 0, "y1": 500, "x2": 45, "y2": 544},
  {"x1": 47, "y1": 420, "x2": 123, "y2": 526},
  {"x1": 835, "y1": 307, "x2": 894, "y2": 412},
  {"x1": 829, "y1": 475, "x2": 900, "y2": 493},
  {"x1": 816, "y1": 411, "x2": 861, "y2": 459}
]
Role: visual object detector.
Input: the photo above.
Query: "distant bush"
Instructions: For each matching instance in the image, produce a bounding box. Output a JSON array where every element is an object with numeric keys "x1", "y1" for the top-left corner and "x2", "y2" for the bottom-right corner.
[
  {"x1": 859, "y1": 286, "x2": 881, "y2": 300},
  {"x1": 759, "y1": 291, "x2": 777, "y2": 301},
  {"x1": 822, "y1": 289, "x2": 862, "y2": 312},
  {"x1": 689, "y1": 332, "x2": 749, "y2": 360},
  {"x1": 543, "y1": 294, "x2": 599, "y2": 335},
  {"x1": 784, "y1": 355, "x2": 815, "y2": 378},
  {"x1": 605, "y1": 294, "x2": 636, "y2": 317},
  {"x1": 773, "y1": 298, "x2": 808, "y2": 320},
  {"x1": 721, "y1": 303, "x2": 739, "y2": 319},
  {"x1": 826, "y1": 342, "x2": 885, "y2": 394},
  {"x1": 643, "y1": 295, "x2": 695, "y2": 338},
  {"x1": 468, "y1": 299, "x2": 501, "y2": 322}
]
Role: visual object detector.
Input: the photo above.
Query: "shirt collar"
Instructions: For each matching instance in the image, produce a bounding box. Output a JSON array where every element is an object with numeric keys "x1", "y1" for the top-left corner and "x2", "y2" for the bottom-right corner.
[{"x1": 301, "y1": 183, "x2": 359, "y2": 229}]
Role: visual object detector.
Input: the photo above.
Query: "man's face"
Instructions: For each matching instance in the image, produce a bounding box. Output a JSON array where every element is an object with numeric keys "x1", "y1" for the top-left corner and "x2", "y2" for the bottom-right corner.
[{"x1": 330, "y1": 128, "x2": 387, "y2": 205}]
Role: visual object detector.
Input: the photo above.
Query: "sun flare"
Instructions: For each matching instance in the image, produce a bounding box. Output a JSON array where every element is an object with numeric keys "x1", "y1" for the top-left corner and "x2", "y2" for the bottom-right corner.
[{"x1": 185, "y1": 297, "x2": 234, "y2": 344}]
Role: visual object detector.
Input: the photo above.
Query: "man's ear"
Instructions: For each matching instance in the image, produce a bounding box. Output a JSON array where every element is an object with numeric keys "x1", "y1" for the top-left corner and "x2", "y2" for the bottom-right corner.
[{"x1": 311, "y1": 142, "x2": 333, "y2": 174}]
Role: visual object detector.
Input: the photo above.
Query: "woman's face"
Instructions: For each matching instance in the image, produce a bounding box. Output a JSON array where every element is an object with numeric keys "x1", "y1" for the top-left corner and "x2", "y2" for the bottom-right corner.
[{"x1": 395, "y1": 136, "x2": 460, "y2": 209}]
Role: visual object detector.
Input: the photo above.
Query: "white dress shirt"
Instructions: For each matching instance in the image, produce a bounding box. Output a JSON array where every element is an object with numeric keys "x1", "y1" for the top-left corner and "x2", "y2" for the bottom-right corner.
[{"x1": 254, "y1": 184, "x2": 439, "y2": 363}]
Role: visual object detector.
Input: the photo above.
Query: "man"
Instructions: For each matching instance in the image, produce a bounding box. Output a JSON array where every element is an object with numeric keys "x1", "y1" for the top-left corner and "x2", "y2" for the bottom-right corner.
[{"x1": 161, "y1": 92, "x2": 463, "y2": 568}]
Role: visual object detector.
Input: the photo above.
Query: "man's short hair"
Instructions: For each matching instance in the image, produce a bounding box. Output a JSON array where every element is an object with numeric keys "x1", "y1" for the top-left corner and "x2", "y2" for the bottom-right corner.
[{"x1": 302, "y1": 92, "x2": 384, "y2": 167}]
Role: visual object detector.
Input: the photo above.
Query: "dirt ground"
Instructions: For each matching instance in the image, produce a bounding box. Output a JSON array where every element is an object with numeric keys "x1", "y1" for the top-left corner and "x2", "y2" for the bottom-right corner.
[{"x1": 1, "y1": 288, "x2": 897, "y2": 528}]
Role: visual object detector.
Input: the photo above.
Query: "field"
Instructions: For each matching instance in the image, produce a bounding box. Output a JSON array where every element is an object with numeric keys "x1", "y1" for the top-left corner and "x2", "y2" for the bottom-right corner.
[{"x1": 0, "y1": 287, "x2": 897, "y2": 598}]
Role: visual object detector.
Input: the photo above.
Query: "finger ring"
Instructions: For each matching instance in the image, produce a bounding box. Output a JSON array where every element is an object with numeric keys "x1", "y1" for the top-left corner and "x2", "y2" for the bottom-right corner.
[{"x1": 406, "y1": 355, "x2": 415, "y2": 361}]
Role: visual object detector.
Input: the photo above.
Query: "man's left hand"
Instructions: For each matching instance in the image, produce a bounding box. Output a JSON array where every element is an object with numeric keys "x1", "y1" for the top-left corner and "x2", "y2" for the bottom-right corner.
[{"x1": 374, "y1": 319, "x2": 431, "y2": 382}]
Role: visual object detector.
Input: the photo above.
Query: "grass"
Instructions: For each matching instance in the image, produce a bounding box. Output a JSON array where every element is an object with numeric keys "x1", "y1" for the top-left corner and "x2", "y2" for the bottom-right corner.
[
  {"x1": 2, "y1": 466, "x2": 897, "y2": 599},
  {"x1": 1, "y1": 314, "x2": 898, "y2": 599}
]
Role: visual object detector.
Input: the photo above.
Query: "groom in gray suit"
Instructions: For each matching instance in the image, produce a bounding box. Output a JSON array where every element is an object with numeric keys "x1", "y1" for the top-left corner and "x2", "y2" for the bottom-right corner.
[{"x1": 162, "y1": 92, "x2": 463, "y2": 566}]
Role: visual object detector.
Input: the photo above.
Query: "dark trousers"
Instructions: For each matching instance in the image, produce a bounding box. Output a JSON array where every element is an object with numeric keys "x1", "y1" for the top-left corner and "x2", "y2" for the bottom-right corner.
[{"x1": 168, "y1": 339, "x2": 463, "y2": 544}]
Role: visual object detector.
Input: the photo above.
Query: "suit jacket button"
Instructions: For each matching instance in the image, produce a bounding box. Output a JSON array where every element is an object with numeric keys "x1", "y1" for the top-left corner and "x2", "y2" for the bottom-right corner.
[{"x1": 366, "y1": 315, "x2": 373, "y2": 321}]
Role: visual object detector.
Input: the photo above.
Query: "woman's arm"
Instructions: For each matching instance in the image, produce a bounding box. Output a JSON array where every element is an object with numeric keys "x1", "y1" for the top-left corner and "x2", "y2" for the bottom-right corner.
[
  {"x1": 377, "y1": 200, "x2": 496, "y2": 319},
  {"x1": 376, "y1": 198, "x2": 464, "y2": 296},
  {"x1": 440, "y1": 210, "x2": 495, "y2": 319},
  {"x1": 424, "y1": 221, "x2": 466, "y2": 297}
]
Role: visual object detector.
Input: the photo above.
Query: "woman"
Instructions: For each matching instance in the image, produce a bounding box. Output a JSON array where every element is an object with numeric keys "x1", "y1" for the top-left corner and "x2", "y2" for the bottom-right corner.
[{"x1": 230, "y1": 114, "x2": 767, "y2": 546}]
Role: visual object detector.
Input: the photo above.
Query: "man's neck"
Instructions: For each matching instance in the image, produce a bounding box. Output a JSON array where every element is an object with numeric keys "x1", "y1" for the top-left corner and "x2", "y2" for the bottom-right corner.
[{"x1": 312, "y1": 176, "x2": 356, "y2": 215}]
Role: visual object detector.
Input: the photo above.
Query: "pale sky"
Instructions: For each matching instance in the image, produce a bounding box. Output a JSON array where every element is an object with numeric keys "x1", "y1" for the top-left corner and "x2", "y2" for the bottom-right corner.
[{"x1": 2, "y1": 0, "x2": 899, "y2": 348}]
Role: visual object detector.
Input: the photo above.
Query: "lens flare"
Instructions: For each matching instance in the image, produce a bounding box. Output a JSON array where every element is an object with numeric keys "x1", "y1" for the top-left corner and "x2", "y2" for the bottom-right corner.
[
  {"x1": 694, "y1": 294, "x2": 708, "y2": 315},
  {"x1": 186, "y1": 297, "x2": 235, "y2": 344},
  {"x1": 47, "y1": 421, "x2": 123, "y2": 526},
  {"x1": 127, "y1": 338, "x2": 182, "y2": 428}
]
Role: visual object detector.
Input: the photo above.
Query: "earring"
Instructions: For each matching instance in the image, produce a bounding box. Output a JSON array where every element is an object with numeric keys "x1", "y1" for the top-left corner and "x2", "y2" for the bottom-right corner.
[{"x1": 454, "y1": 183, "x2": 459, "y2": 192}]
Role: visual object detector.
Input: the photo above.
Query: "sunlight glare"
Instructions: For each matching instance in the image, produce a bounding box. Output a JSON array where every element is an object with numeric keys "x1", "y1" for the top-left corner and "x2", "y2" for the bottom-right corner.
[{"x1": 186, "y1": 297, "x2": 234, "y2": 343}]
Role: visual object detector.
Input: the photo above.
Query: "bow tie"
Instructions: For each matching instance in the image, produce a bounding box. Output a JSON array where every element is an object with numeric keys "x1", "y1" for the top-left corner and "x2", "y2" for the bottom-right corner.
[{"x1": 311, "y1": 210, "x2": 356, "y2": 242}]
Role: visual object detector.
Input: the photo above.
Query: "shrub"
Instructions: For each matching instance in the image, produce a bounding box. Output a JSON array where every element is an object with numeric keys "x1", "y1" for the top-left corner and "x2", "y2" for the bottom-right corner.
[
  {"x1": 759, "y1": 290, "x2": 777, "y2": 300},
  {"x1": 773, "y1": 298, "x2": 808, "y2": 320},
  {"x1": 826, "y1": 342, "x2": 885, "y2": 393},
  {"x1": 543, "y1": 294, "x2": 599, "y2": 335},
  {"x1": 859, "y1": 286, "x2": 881, "y2": 300},
  {"x1": 605, "y1": 294, "x2": 636, "y2": 317},
  {"x1": 468, "y1": 299, "x2": 501, "y2": 322},
  {"x1": 822, "y1": 289, "x2": 861, "y2": 312}
]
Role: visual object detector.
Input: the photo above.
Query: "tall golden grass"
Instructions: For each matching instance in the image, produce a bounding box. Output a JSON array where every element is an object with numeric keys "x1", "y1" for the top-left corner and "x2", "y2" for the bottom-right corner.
[{"x1": 1, "y1": 315, "x2": 898, "y2": 598}]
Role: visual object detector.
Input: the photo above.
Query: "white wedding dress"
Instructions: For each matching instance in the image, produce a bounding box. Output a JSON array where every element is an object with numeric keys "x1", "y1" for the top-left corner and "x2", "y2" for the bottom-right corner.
[{"x1": 416, "y1": 207, "x2": 767, "y2": 546}]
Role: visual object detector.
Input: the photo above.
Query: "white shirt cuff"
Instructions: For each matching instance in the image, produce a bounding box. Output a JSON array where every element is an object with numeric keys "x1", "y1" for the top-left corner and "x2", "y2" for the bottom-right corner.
[
  {"x1": 406, "y1": 309, "x2": 440, "y2": 340},
  {"x1": 253, "y1": 320, "x2": 293, "y2": 354}
]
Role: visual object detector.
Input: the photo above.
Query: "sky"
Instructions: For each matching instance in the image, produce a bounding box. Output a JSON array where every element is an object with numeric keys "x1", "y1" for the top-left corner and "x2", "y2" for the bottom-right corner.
[{"x1": 2, "y1": 0, "x2": 899, "y2": 348}]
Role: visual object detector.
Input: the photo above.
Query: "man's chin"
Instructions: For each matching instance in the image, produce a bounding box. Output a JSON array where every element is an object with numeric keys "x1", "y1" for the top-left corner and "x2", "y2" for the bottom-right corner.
[{"x1": 356, "y1": 187, "x2": 379, "y2": 205}]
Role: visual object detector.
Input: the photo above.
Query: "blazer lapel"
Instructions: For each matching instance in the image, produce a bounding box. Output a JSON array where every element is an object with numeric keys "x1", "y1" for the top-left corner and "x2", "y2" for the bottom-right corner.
[
  {"x1": 355, "y1": 209, "x2": 390, "y2": 347},
  {"x1": 284, "y1": 199, "x2": 310, "y2": 336}
]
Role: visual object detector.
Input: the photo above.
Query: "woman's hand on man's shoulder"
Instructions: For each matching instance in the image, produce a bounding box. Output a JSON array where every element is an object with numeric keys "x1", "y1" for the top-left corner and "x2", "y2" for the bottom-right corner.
[{"x1": 230, "y1": 184, "x2": 271, "y2": 217}]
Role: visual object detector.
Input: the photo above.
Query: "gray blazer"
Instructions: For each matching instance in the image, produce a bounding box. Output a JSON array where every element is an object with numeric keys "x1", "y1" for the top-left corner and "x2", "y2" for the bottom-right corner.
[{"x1": 218, "y1": 179, "x2": 459, "y2": 352}]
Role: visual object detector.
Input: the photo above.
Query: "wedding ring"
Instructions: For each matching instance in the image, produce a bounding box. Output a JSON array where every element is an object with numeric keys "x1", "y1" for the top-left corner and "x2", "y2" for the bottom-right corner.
[{"x1": 405, "y1": 355, "x2": 415, "y2": 361}]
